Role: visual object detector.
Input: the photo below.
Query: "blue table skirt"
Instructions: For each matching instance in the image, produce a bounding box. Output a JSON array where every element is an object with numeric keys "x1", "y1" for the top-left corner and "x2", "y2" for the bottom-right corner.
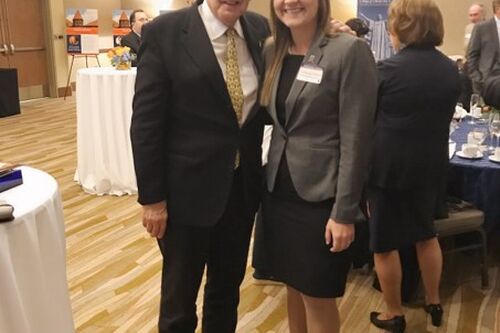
[{"x1": 449, "y1": 118, "x2": 500, "y2": 232}]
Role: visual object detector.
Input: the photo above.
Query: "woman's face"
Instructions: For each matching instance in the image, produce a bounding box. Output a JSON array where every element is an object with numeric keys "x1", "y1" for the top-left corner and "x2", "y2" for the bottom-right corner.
[{"x1": 273, "y1": 0, "x2": 319, "y2": 31}]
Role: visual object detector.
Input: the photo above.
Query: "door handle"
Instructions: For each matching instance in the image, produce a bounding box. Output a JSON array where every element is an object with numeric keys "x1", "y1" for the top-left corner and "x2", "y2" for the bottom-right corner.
[
  {"x1": 9, "y1": 44, "x2": 15, "y2": 55},
  {"x1": 0, "y1": 44, "x2": 7, "y2": 55}
]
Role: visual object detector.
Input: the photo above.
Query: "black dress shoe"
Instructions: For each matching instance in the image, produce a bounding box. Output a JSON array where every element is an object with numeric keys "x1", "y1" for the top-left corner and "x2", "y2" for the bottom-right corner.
[
  {"x1": 424, "y1": 304, "x2": 443, "y2": 327},
  {"x1": 370, "y1": 311, "x2": 406, "y2": 333}
]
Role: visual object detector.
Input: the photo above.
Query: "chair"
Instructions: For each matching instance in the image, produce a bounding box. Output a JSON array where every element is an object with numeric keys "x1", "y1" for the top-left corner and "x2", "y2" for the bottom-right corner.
[{"x1": 435, "y1": 206, "x2": 489, "y2": 288}]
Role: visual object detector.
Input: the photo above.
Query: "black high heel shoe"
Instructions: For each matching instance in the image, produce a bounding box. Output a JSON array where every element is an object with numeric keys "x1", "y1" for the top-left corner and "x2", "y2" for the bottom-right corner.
[
  {"x1": 370, "y1": 311, "x2": 406, "y2": 333},
  {"x1": 424, "y1": 304, "x2": 443, "y2": 327}
]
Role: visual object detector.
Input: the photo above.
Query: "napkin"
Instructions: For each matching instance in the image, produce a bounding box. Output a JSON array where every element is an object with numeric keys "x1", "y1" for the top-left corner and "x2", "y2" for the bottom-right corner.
[
  {"x1": 0, "y1": 200, "x2": 14, "y2": 222},
  {"x1": 454, "y1": 105, "x2": 468, "y2": 119}
]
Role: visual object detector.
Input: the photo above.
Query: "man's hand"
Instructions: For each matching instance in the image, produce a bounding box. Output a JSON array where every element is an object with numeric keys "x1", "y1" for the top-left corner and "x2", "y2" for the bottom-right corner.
[
  {"x1": 142, "y1": 201, "x2": 168, "y2": 239},
  {"x1": 329, "y1": 19, "x2": 356, "y2": 35},
  {"x1": 325, "y1": 218, "x2": 355, "y2": 252}
]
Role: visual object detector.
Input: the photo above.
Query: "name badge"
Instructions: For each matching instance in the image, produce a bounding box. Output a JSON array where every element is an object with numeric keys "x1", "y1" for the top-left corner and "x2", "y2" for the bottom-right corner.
[{"x1": 296, "y1": 63, "x2": 323, "y2": 84}]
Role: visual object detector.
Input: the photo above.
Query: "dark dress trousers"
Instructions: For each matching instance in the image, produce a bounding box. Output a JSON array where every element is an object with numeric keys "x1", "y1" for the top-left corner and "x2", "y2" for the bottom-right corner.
[
  {"x1": 120, "y1": 31, "x2": 141, "y2": 66},
  {"x1": 130, "y1": 3, "x2": 270, "y2": 333}
]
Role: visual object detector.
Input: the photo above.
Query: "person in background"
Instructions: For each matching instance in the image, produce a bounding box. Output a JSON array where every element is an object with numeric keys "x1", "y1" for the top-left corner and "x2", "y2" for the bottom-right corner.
[
  {"x1": 483, "y1": 69, "x2": 500, "y2": 107},
  {"x1": 464, "y1": 3, "x2": 485, "y2": 52},
  {"x1": 260, "y1": 0, "x2": 377, "y2": 331},
  {"x1": 467, "y1": 0, "x2": 500, "y2": 93},
  {"x1": 345, "y1": 17, "x2": 370, "y2": 37},
  {"x1": 367, "y1": 0, "x2": 461, "y2": 332},
  {"x1": 130, "y1": 0, "x2": 270, "y2": 331},
  {"x1": 120, "y1": 9, "x2": 149, "y2": 66}
]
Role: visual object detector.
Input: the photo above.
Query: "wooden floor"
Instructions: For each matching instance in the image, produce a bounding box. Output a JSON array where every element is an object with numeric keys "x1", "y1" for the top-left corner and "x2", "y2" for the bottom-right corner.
[{"x1": 1, "y1": 97, "x2": 499, "y2": 333}]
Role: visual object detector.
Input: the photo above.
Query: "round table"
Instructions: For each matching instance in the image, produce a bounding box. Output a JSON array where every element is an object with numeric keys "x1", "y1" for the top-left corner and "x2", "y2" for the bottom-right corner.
[
  {"x1": 75, "y1": 67, "x2": 137, "y2": 195},
  {"x1": 0, "y1": 166, "x2": 74, "y2": 333},
  {"x1": 449, "y1": 119, "x2": 500, "y2": 231}
]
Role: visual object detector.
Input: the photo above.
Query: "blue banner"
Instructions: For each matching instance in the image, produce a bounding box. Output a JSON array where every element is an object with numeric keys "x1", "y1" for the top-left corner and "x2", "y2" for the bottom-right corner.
[{"x1": 357, "y1": 0, "x2": 393, "y2": 61}]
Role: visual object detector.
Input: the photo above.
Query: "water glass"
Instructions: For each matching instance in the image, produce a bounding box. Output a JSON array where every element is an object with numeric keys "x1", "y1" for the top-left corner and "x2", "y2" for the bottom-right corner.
[{"x1": 469, "y1": 94, "x2": 481, "y2": 124}]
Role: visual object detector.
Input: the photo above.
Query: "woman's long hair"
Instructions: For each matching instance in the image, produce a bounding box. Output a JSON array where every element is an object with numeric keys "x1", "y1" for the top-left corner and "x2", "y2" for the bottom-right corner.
[{"x1": 260, "y1": 0, "x2": 331, "y2": 106}]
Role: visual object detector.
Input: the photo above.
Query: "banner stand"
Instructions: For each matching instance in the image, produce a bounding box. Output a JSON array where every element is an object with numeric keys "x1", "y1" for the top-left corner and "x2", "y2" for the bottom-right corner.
[{"x1": 63, "y1": 54, "x2": 101, "y2": 100}]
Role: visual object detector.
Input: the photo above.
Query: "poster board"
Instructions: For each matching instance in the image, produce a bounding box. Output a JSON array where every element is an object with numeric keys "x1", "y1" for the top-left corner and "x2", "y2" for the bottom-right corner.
[
  {"x1": 65, "y1": 8, "x2": 99, "y2": 55},
  {"x1": 357, "y1": 0, "x2": 393, "y2": 61},
  {"x1": 112, "y1": 10, "x2": 133, "y2": 47}
]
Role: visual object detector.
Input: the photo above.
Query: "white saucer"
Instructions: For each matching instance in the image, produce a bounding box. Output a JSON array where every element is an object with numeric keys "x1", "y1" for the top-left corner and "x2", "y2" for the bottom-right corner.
[
  {"x1": 456, "y1": 151, "x2": 483, "y2": 159},
  {"x1": 488, "y1": 155, "x2": 500, "y2": 163}
]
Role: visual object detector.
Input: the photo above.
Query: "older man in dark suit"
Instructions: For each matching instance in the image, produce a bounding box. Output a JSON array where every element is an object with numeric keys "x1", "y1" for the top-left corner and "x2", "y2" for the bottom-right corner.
[
  {"x1": 130, "y1": 0, "x2": 269, "y2": 332},
  {"x1": 120, "y1": 9, "x2": 148, "y2": 66},
  {"x1": 467, "y1": 0, "x2": 500, "y2": 93}
]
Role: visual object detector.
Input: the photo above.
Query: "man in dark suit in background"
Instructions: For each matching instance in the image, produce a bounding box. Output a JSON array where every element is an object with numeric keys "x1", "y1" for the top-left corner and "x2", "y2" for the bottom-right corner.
[
  {"x1": 467, "y1": 0, "x2": 500, "y2": 93},
  {"x1": 483, "y1": 69, "x2": 500, "y2": 106},
  {"x1": 130, "y1": 0, "x2": 269, "y2": 332},
  {"x1": 120, "y1": 9, "x2": 148, "y2": 66}
]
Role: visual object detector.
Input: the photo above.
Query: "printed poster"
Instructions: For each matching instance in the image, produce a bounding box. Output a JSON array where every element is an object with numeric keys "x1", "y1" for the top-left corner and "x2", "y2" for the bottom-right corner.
[
  {"x1": 112, "y1": 9, "x2": 133, "y2": 47},
  {"x1": 65, "y1": 8, "x2": 99, "y2": 54},
  {"x1": 357, "y1": 0, "x2": 393, "y2": 61}
]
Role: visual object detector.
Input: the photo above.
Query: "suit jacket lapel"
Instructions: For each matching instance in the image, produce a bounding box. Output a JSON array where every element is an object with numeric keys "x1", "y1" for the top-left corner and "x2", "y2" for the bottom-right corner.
[
  {"x1": 181, "y1": 5, "x2": 233, "y2": 112},
  {"x1": 285, "y1": 35, "x2": 326, "y2": 128}
]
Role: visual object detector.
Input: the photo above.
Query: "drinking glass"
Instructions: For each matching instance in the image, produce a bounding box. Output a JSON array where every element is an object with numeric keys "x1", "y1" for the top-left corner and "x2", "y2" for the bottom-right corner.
[
  {"x1": 471, "y1": 127, "x2": 487, "y2": 145},
  {"x1": 489, "y1": 112, "x2": 500, "y2": 149},
  {"x1": 469, "y1": 94, "x2": 480, "y2": 124}
]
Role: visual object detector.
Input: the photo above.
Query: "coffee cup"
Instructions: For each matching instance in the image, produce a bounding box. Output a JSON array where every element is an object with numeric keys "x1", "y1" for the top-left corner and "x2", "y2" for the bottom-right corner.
[
  {"x1": 494, "y1": 147, "x2": 500, "y2": 159},
  {"x1": 461, "y1": 143, "x2": 480, "y2": 157}
]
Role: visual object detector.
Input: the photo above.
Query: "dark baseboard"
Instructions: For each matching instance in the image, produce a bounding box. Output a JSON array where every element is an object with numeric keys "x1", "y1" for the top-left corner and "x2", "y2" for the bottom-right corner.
[{"x1": 58, "y1": 82, "x2": 76, "y2": 98}]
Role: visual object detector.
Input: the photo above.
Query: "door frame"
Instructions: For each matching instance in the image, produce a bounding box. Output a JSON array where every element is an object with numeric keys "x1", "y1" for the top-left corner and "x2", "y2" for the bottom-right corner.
[{"x1": 41, "y1": 0, "x2": 58, "y2": 98}]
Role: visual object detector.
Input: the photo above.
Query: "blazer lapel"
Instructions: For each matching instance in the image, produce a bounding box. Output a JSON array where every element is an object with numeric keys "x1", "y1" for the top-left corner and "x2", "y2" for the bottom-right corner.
[
  {"x1": 181, "y1": 6, "x2": 233, "y2": 113},
  {"x1": 284, "y1": 35, "x2": 326, "y2": 128}
]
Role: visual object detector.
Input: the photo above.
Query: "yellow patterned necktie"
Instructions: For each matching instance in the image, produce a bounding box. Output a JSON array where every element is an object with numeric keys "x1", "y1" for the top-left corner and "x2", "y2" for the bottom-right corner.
[
  {"x1": 225, "y1": 28, "x2": 244, "y2": 125},
  {"x1": 225, "y1": 28, "x2": 244, "y2": 168}
]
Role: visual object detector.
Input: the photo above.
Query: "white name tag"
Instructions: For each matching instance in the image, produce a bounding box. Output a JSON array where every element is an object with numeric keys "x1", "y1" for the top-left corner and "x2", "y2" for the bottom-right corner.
[{"x1": 296, "y1": 63, "x2": 323, "y2": 84}]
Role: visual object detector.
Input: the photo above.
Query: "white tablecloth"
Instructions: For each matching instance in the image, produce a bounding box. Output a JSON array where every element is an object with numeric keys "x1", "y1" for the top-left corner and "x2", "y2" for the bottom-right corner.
[
  {"x1": 75, "y1": 67, "x2": 137, "y2": 195},
  {"x1": 0, "y1": 167, "x2": 74, "y2": 333}
]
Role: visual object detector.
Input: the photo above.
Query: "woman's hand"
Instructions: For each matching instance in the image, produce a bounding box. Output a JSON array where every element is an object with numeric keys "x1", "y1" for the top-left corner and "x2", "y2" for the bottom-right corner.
[{"x1": 325, "y1": 219, "x2": 354, "y2": 252}]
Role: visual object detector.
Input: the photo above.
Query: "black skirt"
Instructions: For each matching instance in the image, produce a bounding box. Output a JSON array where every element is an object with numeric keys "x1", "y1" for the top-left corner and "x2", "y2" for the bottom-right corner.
[
  {"x1": 368, "y1": 185, "x2": 438, "y2": 253},
  {"x1": 261, "y1": 156, "x2": 352, "y2": 298}
]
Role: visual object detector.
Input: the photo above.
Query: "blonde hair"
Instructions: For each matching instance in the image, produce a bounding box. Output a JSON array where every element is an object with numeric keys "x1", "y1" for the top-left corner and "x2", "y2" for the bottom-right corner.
[
  {"x1": 260, "y1": 0, "x2": 331, "y2": 106},
  {"x1": 388, "y1": 0, "x2": 444, "y2": 47}
]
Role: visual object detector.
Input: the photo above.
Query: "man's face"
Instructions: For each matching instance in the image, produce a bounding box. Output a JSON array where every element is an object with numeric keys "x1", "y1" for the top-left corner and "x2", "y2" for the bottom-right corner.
[
  {"x1": 468, "y1": 5, "x2": 483, "y2": 24},
  {"x1": 132, "y1": 12, "x2": 149, "y2": 34},
  {"x1": 206, "y1": 0, "x2": 251, "y2": 27}
]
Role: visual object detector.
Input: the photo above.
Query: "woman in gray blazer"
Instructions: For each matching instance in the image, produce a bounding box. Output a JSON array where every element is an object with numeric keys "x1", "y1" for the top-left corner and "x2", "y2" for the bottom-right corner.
[
  {"x1": 368, "y1": 0, "x2": 460, "y2": 332},
  {"x1": 260, "y1": 0, "x2": 377, "y2": 331}
]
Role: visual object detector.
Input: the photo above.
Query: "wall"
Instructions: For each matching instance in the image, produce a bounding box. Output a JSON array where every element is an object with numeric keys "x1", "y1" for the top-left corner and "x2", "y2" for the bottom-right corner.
[{"x1": 45, "y1": 0, "x2": 495, "y2": 96}]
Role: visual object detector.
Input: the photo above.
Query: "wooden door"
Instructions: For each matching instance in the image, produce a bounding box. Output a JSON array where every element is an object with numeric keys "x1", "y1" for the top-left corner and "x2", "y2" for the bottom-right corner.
[
  {"x1": 0, "y1": 0, "x2": 10, "y2": 68},
  {"x1": 1, "y1": 0, "x2": 48, "y2": 99}
]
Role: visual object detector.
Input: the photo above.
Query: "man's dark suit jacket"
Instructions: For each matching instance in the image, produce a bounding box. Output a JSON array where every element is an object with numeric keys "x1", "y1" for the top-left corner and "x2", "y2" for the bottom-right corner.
[
  {"x1": 130, "y1": 4, "x2": 270, "y2": 227},
  {"x1": 467, "y1": 18, "x2": 500, "y2": 92},
  {"x1": 120, "y1": 31, "x2": 141, "y2": 66},
  {"x1": 483, "y1": 70, "x2": 500, "y2": 108},
  {"x1": 369, "y1": 45, "x2": 461, "y2": 189}
]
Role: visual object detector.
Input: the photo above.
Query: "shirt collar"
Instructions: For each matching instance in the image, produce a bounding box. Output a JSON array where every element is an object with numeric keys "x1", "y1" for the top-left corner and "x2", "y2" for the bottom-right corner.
[
  {"x1": 199, "y1": 1, "x2": 245, "y2": 41},
  {"x1": 495, "y1": 15, "x2": 500, "y2": 27}
]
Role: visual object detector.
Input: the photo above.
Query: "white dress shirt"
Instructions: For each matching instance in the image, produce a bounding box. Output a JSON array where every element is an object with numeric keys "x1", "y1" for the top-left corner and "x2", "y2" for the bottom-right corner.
[{"x1": 198, "y1": 1, "x2": 259, "y2": 124}]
